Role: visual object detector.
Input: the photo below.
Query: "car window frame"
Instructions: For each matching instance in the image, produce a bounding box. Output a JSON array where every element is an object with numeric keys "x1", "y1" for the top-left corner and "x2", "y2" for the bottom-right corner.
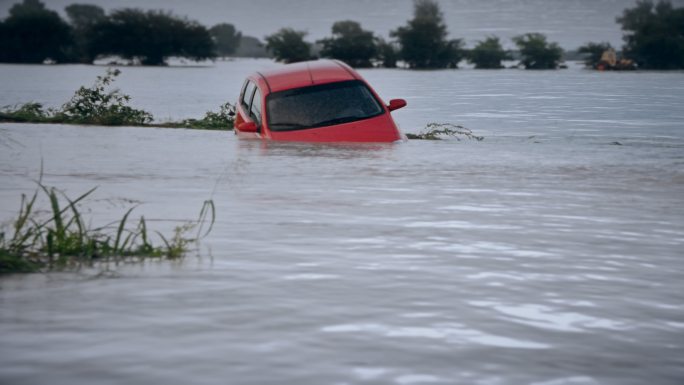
[
  {"x1": 241, "y1": 80, "x2": 256, "y2": 112},
  {"x1": 249, "y1": 87, "x2": 262, "y2": 125}
]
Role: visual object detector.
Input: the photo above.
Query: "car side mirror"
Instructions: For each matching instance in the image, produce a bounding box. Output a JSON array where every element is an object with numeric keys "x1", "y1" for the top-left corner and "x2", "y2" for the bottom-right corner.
[
  {"x1": 388, "y1": 99, "x2": 407, "y2": 112},
  {"x1": 237, "y1": 121, "x2": 258, "y2": 133}
]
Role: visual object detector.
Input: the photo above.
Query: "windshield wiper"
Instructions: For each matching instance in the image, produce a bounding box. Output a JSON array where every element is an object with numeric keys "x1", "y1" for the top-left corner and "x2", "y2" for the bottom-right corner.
[
  {"x1": 269, "y1": 122, "x2": 308, "y2": 129},
  {"x1": 314, "y1": 116, "x2": 364, "y2": 127},
  {"x1": 270, "y1": 116, "x2": 367, "y2": 130}
]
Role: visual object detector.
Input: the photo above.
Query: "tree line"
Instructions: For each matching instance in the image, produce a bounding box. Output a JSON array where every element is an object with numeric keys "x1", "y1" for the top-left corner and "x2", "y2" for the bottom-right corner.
[
  {"x1": 578, "y1": 0, "x2": 684, "y2": 70},
  {"x1": 0, "y1": 0, "x2": 237, "y2": 65},
  {"x1": 265, "y1": 0, "x2": 683, "y2": 70},
  {"x1": 1, "y1": 0, "x2": 682, "y2": 70}
]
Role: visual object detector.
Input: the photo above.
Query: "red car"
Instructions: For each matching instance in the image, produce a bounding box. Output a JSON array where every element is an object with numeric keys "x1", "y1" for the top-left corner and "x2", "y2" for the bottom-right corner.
[{"x1": 234, "y1": 59, "x2": 407, "y2": 142}]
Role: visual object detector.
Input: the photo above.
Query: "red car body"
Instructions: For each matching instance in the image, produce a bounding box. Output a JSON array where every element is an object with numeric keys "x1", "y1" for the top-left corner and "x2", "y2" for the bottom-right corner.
[{"x1": 234, "y1": 60, "x2": 406, "y2": 143}]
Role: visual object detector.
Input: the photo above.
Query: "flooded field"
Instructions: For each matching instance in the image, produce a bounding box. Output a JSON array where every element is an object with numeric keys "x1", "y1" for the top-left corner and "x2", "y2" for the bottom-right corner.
[{"x1": 1, "y1": 61, "x2": 684, "y2": 384}]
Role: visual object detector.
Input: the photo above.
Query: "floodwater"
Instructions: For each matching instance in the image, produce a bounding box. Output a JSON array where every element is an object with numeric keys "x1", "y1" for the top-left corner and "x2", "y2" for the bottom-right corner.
[{"x1": 1, "y1": 60, "x2": 684, "y2": 385}]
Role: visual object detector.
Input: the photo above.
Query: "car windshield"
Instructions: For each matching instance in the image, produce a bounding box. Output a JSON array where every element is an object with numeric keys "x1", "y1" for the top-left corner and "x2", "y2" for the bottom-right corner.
[{"x1": 266, "y1": 80, "x2": 384, "y2": 131}]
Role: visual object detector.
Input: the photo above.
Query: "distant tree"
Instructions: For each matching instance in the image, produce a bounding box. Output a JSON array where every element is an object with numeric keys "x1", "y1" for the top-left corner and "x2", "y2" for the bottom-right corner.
[
  {"x1": 87, "y1": 9, "x2": 215, "y2": 65},
  {"x1": 375, "y1": 38, "x2": 398, "y2": 68},
  {"x1": 512, "y1": 33, "x2": 564, "y2": 69},
  {"x1": 577, "y1": 42, "x2": 613, "y2": 68},
  {"x1": 65, "y1": 3, "x2": 105, "y2": 28},
  {"x1": 318, "y1": 20, "x2": 377, "y2": 68},
  {"x1": 617, "y1": 0, "x2": 684, "y2": 69},
  {"x1": 467, "y1": 36, "x2": 511, "y2": 69},
  {"x1": 8, "y1": 0, "x2": 44, "y2": 17},
  {"x1": 234, "y1": 35, "x2": 270, "y2": 58},
  {"x1": 265, "y1": 28, "x2": 311, "y2": 63},
  {"x1": 65, "y1": 4, "x2": 106, "y2": 63},
  {"x1": 390, "y1": 0, "x2": 464, "y2": 68},
  {"x1": 209, "y1": 23, "x2": 242, "y2": 56},
  {"x1": 0, "y1": 0, "x2": 73, "y2": 63}
]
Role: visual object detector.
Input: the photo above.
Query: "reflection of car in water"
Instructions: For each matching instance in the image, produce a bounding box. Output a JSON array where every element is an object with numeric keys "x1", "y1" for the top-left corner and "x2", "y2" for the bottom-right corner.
[{"x1": 234, "y1": 59, "x2": 407, "y2": 142}]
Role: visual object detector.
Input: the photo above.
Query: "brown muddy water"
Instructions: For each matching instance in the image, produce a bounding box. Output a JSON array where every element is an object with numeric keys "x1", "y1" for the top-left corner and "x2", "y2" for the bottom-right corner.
[{"x1": 1, "y1": 60, "x2": 683, "y2": 384}]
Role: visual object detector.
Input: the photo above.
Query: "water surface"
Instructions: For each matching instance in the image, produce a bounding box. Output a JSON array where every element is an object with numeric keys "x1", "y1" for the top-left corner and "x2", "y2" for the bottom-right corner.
[{"x1": 1, "y1": 61, "x2": 683, "y2": 385}]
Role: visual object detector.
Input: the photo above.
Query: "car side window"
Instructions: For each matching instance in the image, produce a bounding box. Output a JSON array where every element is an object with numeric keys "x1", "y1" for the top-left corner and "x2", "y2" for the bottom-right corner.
[
  {"x1": 241, "y1": 81, "x2": 256, "y2": 111},
  {"x1": 249, "y1": 88, "x2": 262, "y2": 124}
]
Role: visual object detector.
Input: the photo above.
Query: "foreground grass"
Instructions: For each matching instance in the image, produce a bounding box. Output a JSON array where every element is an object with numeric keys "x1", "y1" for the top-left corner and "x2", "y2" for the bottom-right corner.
[
  {"x1": 0, "y1": 69, "x2": 235, "y2": 130},
  {"x1": 0, "y1": 177, "x2": 215, "y2": 275}
]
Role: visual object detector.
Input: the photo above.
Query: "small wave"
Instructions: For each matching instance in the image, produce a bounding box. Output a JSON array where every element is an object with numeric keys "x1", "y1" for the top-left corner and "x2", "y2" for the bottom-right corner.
[
  {"x1": 469, "y1": 301, "x2": 630, "y2": 332},
  {"x1": 321, "y1": 322, "x2": 550, "y2": 349}
]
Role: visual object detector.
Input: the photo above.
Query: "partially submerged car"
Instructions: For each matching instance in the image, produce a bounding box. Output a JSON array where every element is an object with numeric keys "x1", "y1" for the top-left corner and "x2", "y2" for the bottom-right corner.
[{"x1": 234, "y1": 59, "x2": 407, "y2": 142}]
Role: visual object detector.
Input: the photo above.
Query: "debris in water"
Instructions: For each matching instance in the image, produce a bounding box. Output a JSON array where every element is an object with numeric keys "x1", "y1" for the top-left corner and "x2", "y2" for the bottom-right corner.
[{"x1": 406, "y1": 123, "x2": 484, "y2": 141}]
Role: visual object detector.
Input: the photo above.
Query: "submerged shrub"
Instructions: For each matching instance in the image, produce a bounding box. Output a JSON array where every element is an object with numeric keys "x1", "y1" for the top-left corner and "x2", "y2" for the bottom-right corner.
[
  {"x1": 617, "y1": 0, "x2": 684, "y2": 69},
  {"x1": 0, "y1": 0, "x2": 73, "y2": 63},
  {"x1": 318, "y1": 20, "x2": 378, "y2": 68},
  {"x1": 391, "y1": 0, "x2": 465, "y2": 68},
  {"x1": 265, "y1": 28, "x2": 312, "y2": 63},
  {"x1": 468, "y1": 36, "x2": 512, "y2": 69},
  {"x1": 1, "y1": 68, "x2": 154, "y2": 125},
  {"x1": 178, "y1": 102, "x2": 236, "y2": 130},
  {"x1": 86, "y1": 8, "x2": 216, "y2": 66},
  {"x1": 0, "y1": 176, "x2": 215, "y2": 274},
  {"x1": 406, "y1": 122, "x2": 484, "y2": 141},
  {"x1": 0, "y1": 102, "x2": 52, "y2": 122},
  {"x1": 0, "y1": 69, "x2": 237, "y2": 130},
  {"x1": 375, "y1": 38, "x2": 398, "y2": 68},
  {"x1": 210, "y1": 23, "x2": 242, "y2": 56},
  {"x1": 512, "y1": 33, "x2": 564, "y2": 69},
  {"x1": 59, "y1": 68, "x2": 153, "y2": 125}
]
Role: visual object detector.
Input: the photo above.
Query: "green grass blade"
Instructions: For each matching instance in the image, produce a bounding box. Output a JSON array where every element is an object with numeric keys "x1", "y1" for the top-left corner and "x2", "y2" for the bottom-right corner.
[
  {"x1": 196, "y1": 199, "x2": 216, "y2": 239},
  {"x1": 35, "y1": 185, "x2": 97, "y2": 230},
  {"x1": 11, "y1": 190, "x2": 38, "y2": 246},
  {"x1": 38, "y1": 186, "x2": 65, "y2": 247},
  {"x1": 113, "y1": 207, "x2": 136, "y2": 253},
  {"x1": 119, "y1": 230, "x2": 136, "y2": 254},
  {"x1": 66, "y1": 200, "x2": 84, "y2": 239},
  {"x1": 155, "y1": 230, "x2": 172, "y2": 254},
  {"x1": 140, "y1": 216, "x2": 149, "y2": 247}
]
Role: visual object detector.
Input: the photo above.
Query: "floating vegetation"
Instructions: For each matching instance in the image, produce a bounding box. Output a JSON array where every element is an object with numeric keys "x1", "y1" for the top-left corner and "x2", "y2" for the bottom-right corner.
[
  {"x1": 0, "y1": 69, "x2": 235, "y2": 130},
  {"x1": 406, "y1": 122, "x2": 484, "y2": 141},
  {"x1": 0, "y1": 175, "x2": 215, "y2": 275}
]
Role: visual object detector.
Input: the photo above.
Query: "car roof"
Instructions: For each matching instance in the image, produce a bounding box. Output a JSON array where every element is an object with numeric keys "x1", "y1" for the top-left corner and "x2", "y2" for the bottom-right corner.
[{"x1": 254, "y1": 60, "x2": 361, "y2": 94}]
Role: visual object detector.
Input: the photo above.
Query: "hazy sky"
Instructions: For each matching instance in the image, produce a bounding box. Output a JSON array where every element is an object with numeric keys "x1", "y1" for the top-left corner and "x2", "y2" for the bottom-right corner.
[{"x1": 2, "y1": 0, "x2": 683, "y2": 49}]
